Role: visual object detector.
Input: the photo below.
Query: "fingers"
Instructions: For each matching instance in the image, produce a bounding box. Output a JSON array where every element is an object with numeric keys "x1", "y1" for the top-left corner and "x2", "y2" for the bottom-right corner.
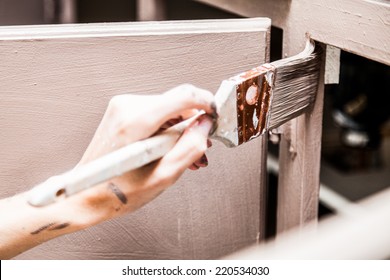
[
  {"x1": 156, "y1": 84, "x2": 216, "y2": 125},
  {"x1": 144, "y1": 84, "x2": 216, "y2": 141},
  {"x1": 189, "y1": 139, "x2": 212, "y2": 170},
  {"x1": 108, "y1": 84, "x2": 216, "y2": 143},
  {"x1": 196, "y1": 154, "x2": 209, "y2": 167},
  {"x1": 152, "y1": 115, "x2": 213, "y2": 188}
]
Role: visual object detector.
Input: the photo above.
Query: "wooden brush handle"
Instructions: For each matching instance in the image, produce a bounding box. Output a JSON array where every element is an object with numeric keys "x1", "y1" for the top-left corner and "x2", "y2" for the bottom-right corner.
[{"x1": 28, "y1": 115, "x2": 201, "y2": 207}]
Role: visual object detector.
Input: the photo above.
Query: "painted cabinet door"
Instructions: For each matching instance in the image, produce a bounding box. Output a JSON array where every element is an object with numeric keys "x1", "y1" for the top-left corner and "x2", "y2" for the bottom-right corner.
[{"x1": 0, "y1": 18, "x2": 270, "y2": 259}]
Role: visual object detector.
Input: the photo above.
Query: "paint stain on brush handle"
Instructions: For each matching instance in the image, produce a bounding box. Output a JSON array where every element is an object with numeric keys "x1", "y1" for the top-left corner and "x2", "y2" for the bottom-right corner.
[{"x1": 233, "y1": 64, "x2": 275, "y2": 144}]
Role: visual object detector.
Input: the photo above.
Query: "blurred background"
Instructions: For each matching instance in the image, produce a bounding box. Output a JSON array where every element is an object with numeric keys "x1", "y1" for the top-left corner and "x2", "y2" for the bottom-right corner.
[{"x1": 1, "y1": 0, "x2": 389, "y2": 239}]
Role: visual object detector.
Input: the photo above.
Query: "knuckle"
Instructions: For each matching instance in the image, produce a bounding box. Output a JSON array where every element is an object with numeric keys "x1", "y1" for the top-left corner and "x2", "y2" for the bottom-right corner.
[
  {"x1": 108, "y1": 95, "x2": 123, "y2": 110},
  {"x1": 167, "y1": 83, "x2": 195, "y2": 97},
  {"x1": 107, "y1": 95, "x2": 127, "y2": 120},
  {"x1": 177, "y1": 83, "x2": 195, "y2": 92}
]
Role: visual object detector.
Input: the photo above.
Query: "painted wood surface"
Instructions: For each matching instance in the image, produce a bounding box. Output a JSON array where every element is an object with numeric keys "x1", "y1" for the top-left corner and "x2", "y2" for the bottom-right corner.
[
  {"x1": 58, "y1": 0, "x2": 77, "y2": 23},
  {"x1": 0, "y1": 0, "x2": 45, "y2": 25},
  {"x1": 137, "y1": 0, "x2": 167, "y2": 21},
  {"x1": 0, "y1": 18, "x2": 270, "y2": 259},
  {"x1": 226, "y1": 186, "x2": 390, "y2": 259},
  {"x1": 0, "y1": 0, "x2": 76, "y2": 25},
  {"x1": 197, "y1": 0, "x2": 390, "y2": 66}
]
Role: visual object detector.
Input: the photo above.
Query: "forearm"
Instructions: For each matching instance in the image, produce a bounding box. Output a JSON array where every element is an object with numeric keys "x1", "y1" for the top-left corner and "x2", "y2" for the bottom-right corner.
[{"x1": 0, "y1": 192, "x2": 86, "y2": 259}]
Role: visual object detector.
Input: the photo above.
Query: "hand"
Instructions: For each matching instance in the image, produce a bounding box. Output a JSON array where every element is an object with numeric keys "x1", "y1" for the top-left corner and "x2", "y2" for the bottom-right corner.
[
  {"x1": 0, "y1": 84, "x2": 216, "y2": 259},
  {"x1": 69, "y1": 84, "x2": 216, "y2": 227},
  {"x1": 159, "y1": 117, "x2": 213, "y2": 170}
]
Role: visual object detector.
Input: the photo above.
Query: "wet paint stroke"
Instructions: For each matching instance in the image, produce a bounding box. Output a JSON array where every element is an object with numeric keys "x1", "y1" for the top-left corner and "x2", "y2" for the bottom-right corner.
[{"x1": 108, "y1": 182, "x2": 128, "y2": 205}]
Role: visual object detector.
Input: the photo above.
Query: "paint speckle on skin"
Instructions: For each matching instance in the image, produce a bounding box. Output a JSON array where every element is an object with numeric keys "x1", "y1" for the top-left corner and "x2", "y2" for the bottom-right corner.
[
  {"x1": 49, "y1": 223, "x2": 70, "y2": 231},
  {"x1": 108, "y1": 182, "x2": 128, "y2": 204},
  {"x1": 30, "y1": 223, "x2": 55, "y2": 235}
]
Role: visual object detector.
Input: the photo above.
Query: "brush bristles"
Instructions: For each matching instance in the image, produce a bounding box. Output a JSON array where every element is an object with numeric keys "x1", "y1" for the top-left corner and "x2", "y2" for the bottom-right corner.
[{"x1": 268, "y1": 41, "x2": 323, "y2": 130}]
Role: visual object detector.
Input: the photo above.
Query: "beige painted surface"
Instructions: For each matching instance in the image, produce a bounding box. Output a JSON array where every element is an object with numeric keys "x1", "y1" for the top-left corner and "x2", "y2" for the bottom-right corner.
[
  {"x1": 324, "y1": 45, "x2": 340, "y2": 84},
  {"x1": 137, "y1": 0, "x2": 167, "y2": 21},
  {"x1": 0, "y1": 0, "x2": 45, "y2": 25},
  {"x1": 197, "y1": 0, "x2": 390, "y2": 65},
  {"x1": 0, "y1": 18, "x2": 270, "y2": 259},
  {"x1": 226, "y1": 186, "x2": 390, "y2": 259}
]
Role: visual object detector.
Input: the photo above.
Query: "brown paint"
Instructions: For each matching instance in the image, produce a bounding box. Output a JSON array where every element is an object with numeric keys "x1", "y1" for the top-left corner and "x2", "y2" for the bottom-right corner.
[
  {"x1": 234, "y1": 66, "x2": 274, "y2": 144},
  {"x1": 30, "y1": 222, "x2": 70, "y2": 235},
  {"x1": 83, "y1": 188, "x2": 115, "y2": 210},
  {"x1": 108, "y1": 183, "x2": 128, "y2": 205},
  {"x1": 30, "y1": 223, "x2": 55, "y2": 235},
  {"x1": 48, "y1": 223, "x2": 70, "y2": 231}
]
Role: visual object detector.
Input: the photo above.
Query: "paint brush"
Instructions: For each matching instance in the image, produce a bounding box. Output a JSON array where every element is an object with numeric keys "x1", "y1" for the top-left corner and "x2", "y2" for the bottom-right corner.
[
  {"x1": 211, "y1": 39, "x2": 322, "y2": 147},
  {"x1": 28, "y1": 39, "x2": 322, "y2": 207}
]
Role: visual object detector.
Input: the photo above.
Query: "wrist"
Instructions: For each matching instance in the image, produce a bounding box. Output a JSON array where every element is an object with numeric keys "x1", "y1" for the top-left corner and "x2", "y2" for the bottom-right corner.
[{"x1": 0, "y1": 192, "x2": 84, "y2": 259}]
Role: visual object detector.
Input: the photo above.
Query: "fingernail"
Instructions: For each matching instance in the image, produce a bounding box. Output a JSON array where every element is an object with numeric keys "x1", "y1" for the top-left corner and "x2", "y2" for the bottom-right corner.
[
  {"x1": 200, "y1": 155, "x2": 208, "y2": 166},
  {"x1": 190, "y1": 163, "x2": 200, "y2": 170},
  {"x1": 197, "y1": 115, "x2": 213, "y2": 136}
]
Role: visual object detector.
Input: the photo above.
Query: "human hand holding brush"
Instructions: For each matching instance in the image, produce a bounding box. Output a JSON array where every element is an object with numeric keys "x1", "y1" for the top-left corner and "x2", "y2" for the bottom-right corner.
[
  {"x1": 67, "y1": 84, "x2": 216, "y2": 224},
  {"x1": 0, "y1": 84, "x2": 216, "y2": 259}
]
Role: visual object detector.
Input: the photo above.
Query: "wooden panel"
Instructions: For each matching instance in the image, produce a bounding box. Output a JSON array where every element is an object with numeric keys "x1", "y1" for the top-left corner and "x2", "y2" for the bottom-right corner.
[
  {"x1": 276, "y1": 54, "x2": 325, "y2": 233},
  {"x1": 0, "y1": 0, "x2": 45, "y2": 25},
  {"x1": 0, "y1": 18, "x2": 270, "y2": 259},
  {"x1": 226, "y1": 186, "x2": 390, "y2": 259},
  {"x1": 58, "y1": 0, "x2": 77, "y2": 23},
  {"x1": 137, "y1": 0, "x2": 167, "y2": 21},
  {"x1": 197, "y1": 0, "x2": 390, "y2": 65}
]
